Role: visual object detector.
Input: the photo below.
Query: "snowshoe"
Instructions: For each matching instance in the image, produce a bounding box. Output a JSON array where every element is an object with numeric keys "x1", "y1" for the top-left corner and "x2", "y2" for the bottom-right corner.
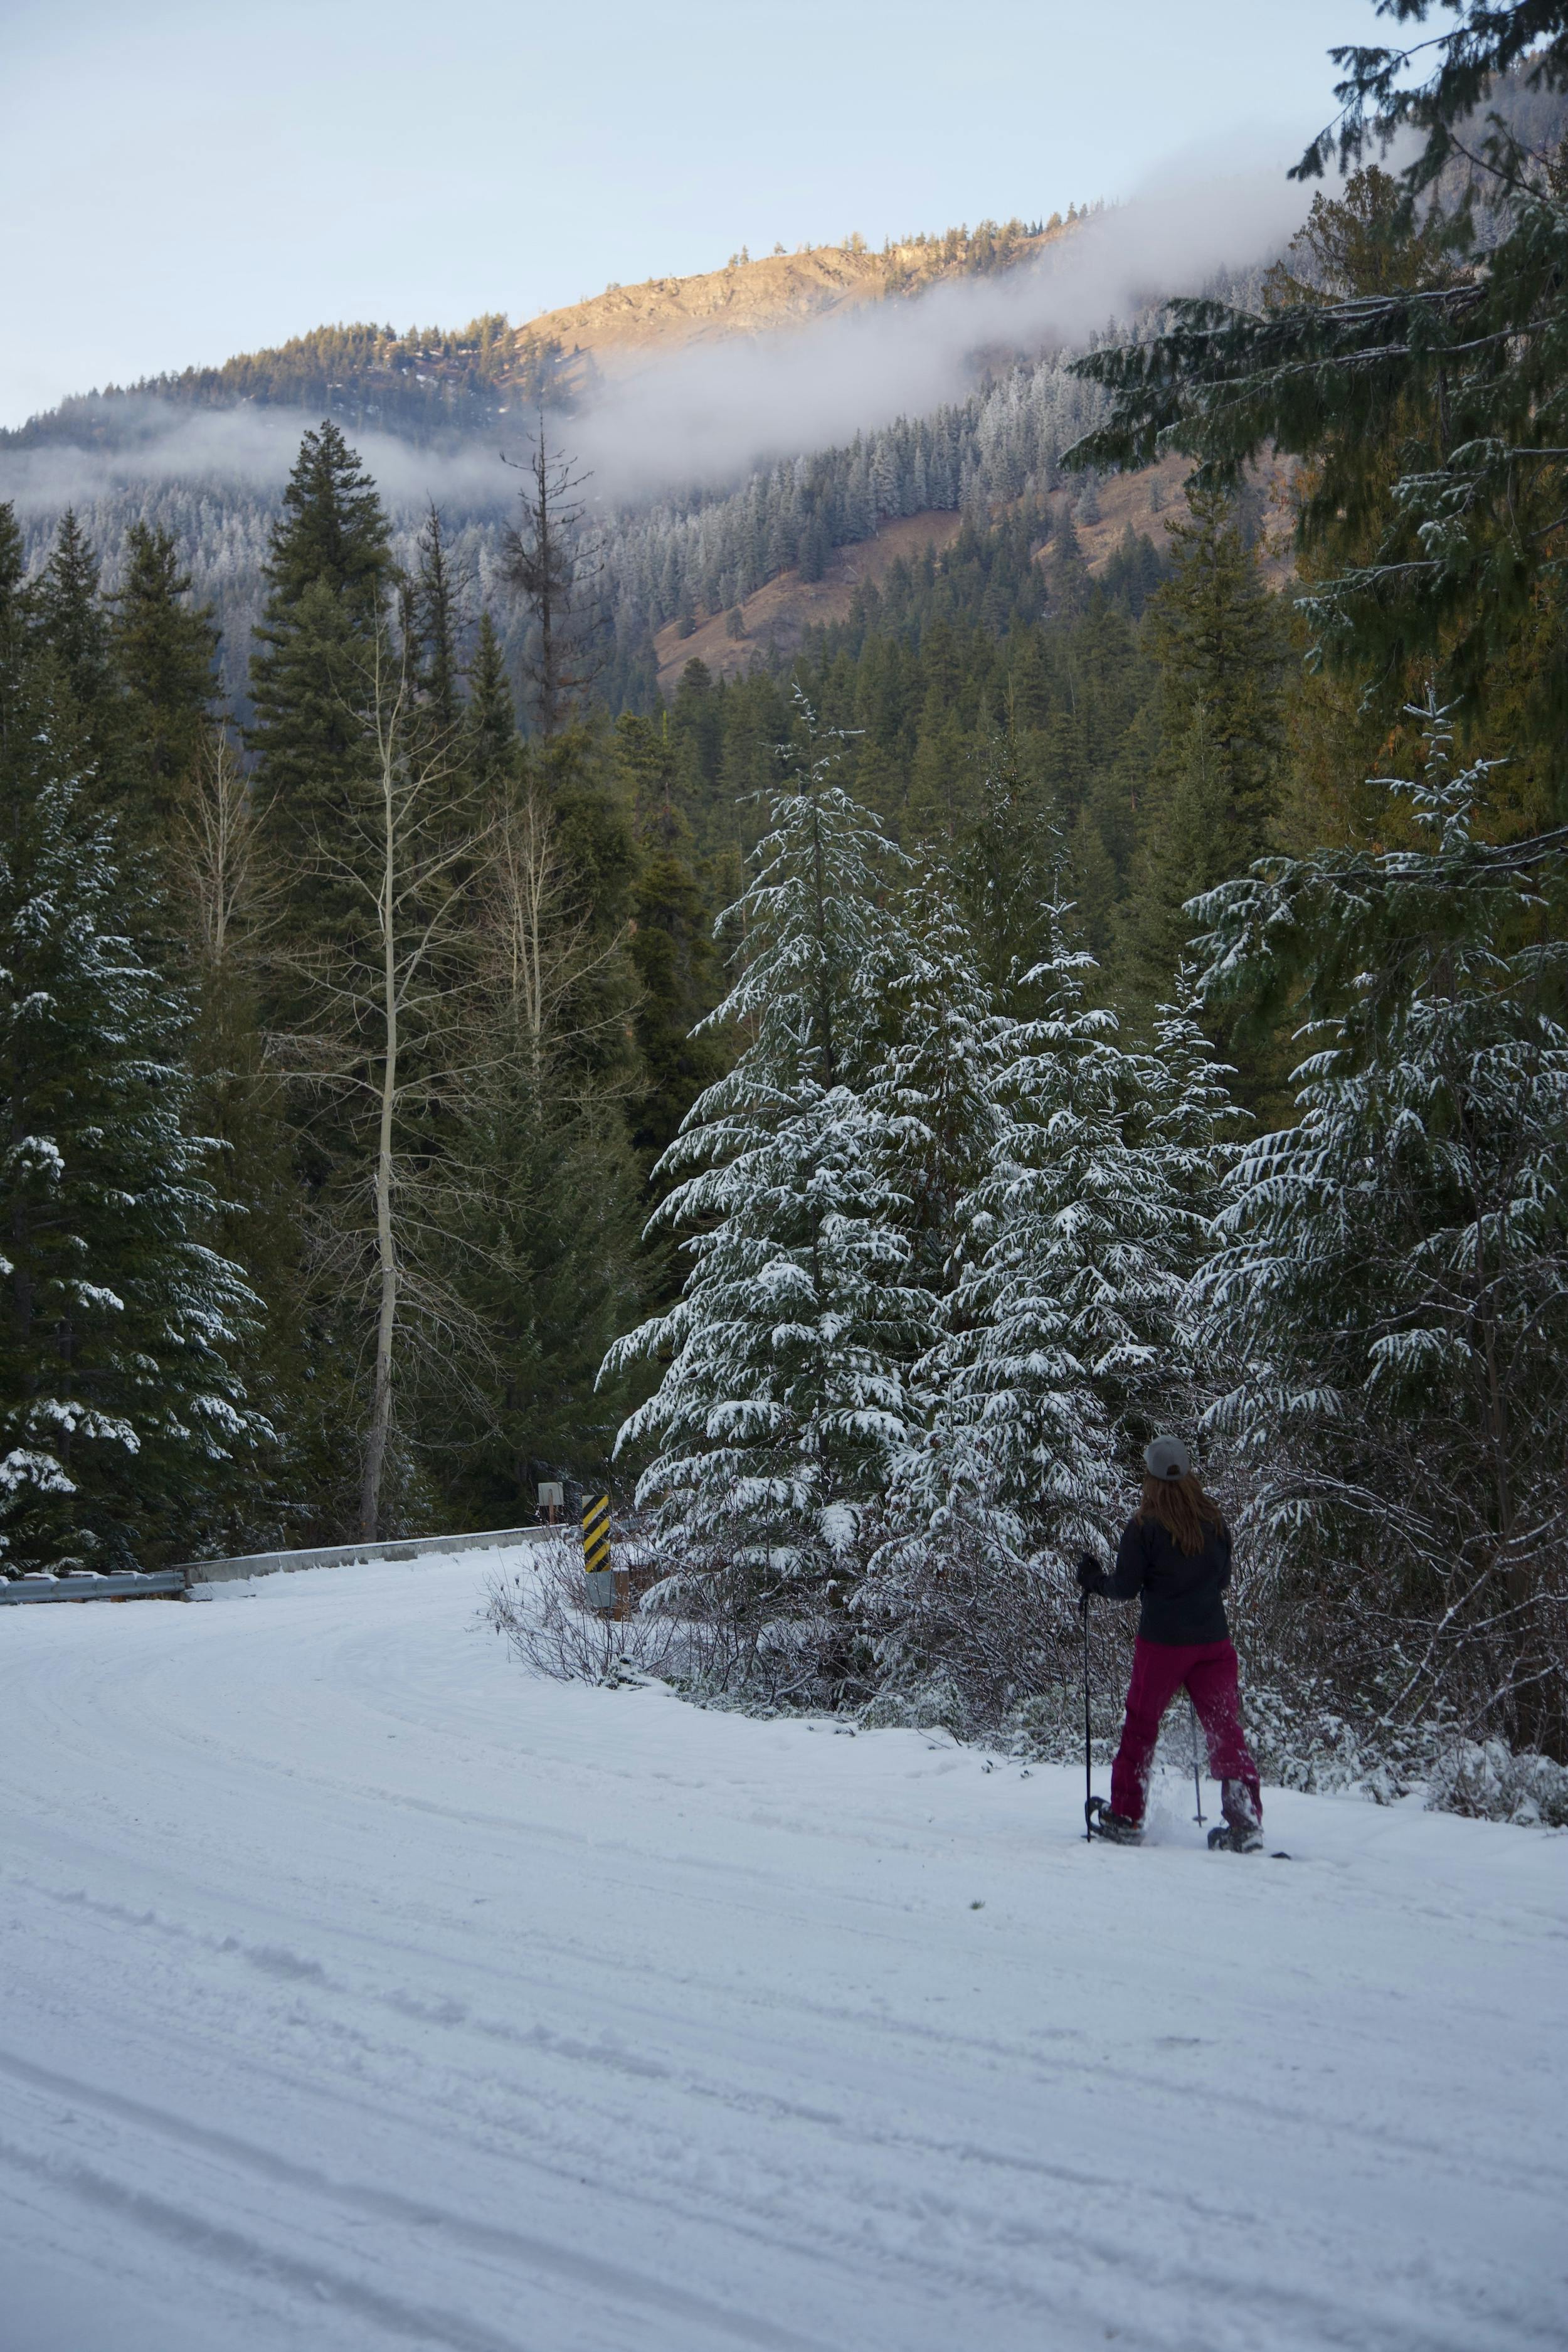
[
  {"x1": 1208, "y1": 1779, "x2": 1264, "y2": 1851},
  {"x1": 1086, "y1": 1797, "x2": 1143, "y2": 1845},
  {"x1": 1221, "y1": 1779, "x2": 1264, "y2": 1851}
]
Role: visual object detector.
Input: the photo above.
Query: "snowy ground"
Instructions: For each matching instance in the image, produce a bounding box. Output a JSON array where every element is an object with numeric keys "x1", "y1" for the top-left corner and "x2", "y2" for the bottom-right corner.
[{"x1": 4, "y1": 1554, "x2": 1565, "y2": 2352}]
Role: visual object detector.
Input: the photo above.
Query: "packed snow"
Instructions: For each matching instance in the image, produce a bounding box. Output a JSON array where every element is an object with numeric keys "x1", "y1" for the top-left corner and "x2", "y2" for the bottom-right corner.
[{"x1": 3, "y1": 1550, "x2": 1564, "y2": 2352}]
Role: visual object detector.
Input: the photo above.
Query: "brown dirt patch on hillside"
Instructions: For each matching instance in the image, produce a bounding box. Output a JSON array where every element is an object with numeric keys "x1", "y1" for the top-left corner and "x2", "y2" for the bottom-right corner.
[
  {"x1": 1049, "y1": 452, "x2": 1296, "y2": 588},
  {"x1": 654, "y1": 455, "x2": 1297, "y2": 696},
  {"x1": 654, "y1": 511, "x2": 965, "y2": 692}
]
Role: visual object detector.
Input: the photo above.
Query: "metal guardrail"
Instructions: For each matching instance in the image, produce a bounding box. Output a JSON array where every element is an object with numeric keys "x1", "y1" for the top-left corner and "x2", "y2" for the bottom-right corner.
[
  {"x1": 0, "y1": 1523, "x2": 556, "y2": 1607},
  {"x1": 177, "y1": 1523, "x2": 554, "y2": 1584},
  {"x1": 0, "y1": 1570, "x2": 188, "y2": 1605}
]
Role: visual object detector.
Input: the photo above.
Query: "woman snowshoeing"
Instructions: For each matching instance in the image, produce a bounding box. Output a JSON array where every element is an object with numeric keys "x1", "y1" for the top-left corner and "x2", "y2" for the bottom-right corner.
[{"x1": 1078, "y1": 1436, "x2": 1263, "y2": 1851}]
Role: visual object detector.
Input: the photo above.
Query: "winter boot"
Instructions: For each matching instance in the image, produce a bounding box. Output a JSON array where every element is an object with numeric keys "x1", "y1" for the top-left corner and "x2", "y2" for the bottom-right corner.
[
  {"x1": 1087, "y1": 1798, "x2": 1143, "y2": 1845},
  {"x1": 1210, "y1": 1778, "x2": 1263, "y2": 1853}
]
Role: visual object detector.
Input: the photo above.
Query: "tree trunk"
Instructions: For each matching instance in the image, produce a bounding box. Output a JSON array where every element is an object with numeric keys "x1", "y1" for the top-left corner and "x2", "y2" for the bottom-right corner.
[{"x1": 359, "y1": 755, "x2": 400, "y2": 1542}]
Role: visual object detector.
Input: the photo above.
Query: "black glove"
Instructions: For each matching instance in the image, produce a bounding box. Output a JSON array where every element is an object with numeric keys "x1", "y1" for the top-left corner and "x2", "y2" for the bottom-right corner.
[{"x1": 1075, "y1": 1553, "x2": 1101, "y2": 1594}]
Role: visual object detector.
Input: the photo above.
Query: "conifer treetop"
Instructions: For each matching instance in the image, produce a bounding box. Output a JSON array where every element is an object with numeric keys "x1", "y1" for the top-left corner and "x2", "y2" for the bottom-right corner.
[{"x1": 262, "y1": 419, "x2": 393, "y2": 612}]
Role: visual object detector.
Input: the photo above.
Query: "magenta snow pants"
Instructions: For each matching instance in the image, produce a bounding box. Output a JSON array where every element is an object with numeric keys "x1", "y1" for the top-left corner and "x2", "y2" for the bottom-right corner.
[{"x1": 1110, "y1": 1637, "x2": 1262, "y2": 1826}]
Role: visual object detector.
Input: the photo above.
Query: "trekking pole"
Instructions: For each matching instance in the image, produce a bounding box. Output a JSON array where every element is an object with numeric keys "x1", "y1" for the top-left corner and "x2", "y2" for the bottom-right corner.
[
  {"x1": 1081, "y1": 1592, "x2": 1094, "y2": 1842},
  {"x1": 1188, "y1": 1697, "x2": 1205, "y2": 1826}
]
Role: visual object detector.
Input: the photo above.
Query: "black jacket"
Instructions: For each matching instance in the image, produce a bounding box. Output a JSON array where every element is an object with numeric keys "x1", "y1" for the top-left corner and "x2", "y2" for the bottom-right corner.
[{"x1": 1084, "y1": 1512, "x2": 1232, "y2": 1646}]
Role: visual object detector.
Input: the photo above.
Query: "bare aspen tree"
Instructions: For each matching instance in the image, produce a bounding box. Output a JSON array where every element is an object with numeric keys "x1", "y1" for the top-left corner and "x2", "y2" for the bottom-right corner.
[
  {"x1": 420, "y1": 770, "x2": 644, "y2": 1512},
  {"x1": 279, "y1": 635, "x2": 489, "y2": 1541},
  {"x1": 177, "y1": 725, "x2": 273, "y2": 967},
  {"x1": 485, "y1": 782, "x2": 630, "y2": 1087},
  {"x1": 172, "y1": 722, "x2": 283, "y2": 1162}
]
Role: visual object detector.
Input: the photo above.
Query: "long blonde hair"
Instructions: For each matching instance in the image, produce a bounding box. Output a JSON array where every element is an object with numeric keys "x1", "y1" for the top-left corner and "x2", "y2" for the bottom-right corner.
[{"x1": 1140, "y1": 1471, "x2": 1224, "y2": 1557}]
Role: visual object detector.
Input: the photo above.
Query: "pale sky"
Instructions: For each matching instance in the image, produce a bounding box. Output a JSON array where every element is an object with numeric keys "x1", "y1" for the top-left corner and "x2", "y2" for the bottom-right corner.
[{"x1": 4, "y1": 0, "x2": 1384, "y2": 431}]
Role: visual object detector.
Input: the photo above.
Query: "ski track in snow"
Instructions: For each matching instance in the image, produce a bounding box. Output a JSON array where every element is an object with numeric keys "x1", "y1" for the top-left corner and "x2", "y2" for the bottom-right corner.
[{"x1": 2, "y1": 1554, "x2": 1564, "y2": 2352}]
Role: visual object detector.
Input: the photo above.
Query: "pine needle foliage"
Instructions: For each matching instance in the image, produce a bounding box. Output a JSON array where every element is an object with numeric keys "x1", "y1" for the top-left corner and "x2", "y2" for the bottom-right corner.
[
  {"x1": 862, "y1": 872, "x2": 1009, "y2": 1298},
  {"x1": 1069, "y1": 12, "x2": 1568, "y2": 748}
]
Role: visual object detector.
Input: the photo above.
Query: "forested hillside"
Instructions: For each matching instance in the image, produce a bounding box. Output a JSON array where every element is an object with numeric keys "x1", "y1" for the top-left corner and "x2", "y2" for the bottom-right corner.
[
  {"x1": 3, "y1": 332, "x2": 1129, "y2": 721},
  {"x1": 3, "y1": 71, "x2": 1565, "y2": 1800}
]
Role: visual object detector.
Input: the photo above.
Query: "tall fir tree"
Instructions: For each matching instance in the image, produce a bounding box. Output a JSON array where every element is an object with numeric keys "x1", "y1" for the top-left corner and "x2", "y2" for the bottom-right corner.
[
  {"x1": 0, "y1": 504, "x2": 29, "y2": 660},
  {"x1": 627, "y1": 847, "x2": 726, "y2": 1168},
  {"x1": 428, "y1": 1056, "x2": 647, "y2": 1518},
  {"x1": 172, "y1": 723, "x2": 312, "y2": 1550},
  {"x1": 527, "y1": 727, "x2": 641, "y2": 1089},
  {"x1": 951, "y1": 731, "x2": 1062, "y2": 1009},
  {"x1": 423, "y1": 766, "x2": 648, "y2": 1513},
  {"x1": 464, "y1": 608, "x2": 518, "y2": 790},
  {"x1": 411, "y1": 502, "x2": 464, "y2": 735},
  {"x1": 905, "y1": 896, "x2": 1199, "y2": 1567},
  {"x1": 248, "y1": 420, "x2": 394, "y2": 890},
  {"x1": 1118, "y1": 486, "x2": 1287, "y2": 1014},
  {"x1": 605, "y1": 701, "x2": 931, "y2": 1603},
  {"x1": 615, "y1": 712, "x2": 727, "y2": 1168},
  {"x1": 862, "y1": 872, "x2": 1007, "y2": 1300},
  {"x1": 108, "y1": 521, "x2": 221, "y2": 854},
  {"x1": 34, "y1": 510, "x2": 118, "y2": 773}
]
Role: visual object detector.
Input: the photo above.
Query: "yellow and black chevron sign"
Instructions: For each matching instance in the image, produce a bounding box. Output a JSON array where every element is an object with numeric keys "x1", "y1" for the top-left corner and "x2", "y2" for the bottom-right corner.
[{"x1": 581, "y1": 1493, "x2": 611, "y2": 1577}]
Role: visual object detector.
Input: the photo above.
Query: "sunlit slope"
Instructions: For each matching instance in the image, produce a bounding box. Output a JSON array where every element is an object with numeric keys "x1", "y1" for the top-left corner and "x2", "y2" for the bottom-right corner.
[{"x1": 522, "y1": 220, "x2": 1074, "y2": 393}]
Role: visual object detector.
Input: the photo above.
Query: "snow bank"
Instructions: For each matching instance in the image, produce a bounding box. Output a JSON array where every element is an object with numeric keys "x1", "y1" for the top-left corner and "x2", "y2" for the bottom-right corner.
[{"x1": 2, "y1": 1552, "x2": 1563, "y2": 2349}]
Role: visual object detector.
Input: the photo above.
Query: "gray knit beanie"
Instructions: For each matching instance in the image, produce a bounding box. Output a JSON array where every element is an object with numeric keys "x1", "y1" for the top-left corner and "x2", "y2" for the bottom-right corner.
[{"x1": 1144, "y1": 1434, "x2": 1192, "y2": 1481}]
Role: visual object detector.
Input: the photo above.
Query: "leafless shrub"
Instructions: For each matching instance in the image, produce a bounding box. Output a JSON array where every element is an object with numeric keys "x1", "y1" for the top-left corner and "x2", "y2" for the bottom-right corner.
[
  {"x1": 1426, "y1": 1739, "x2": 1568, "y2": 1827},
  {"x1": 853, "y1": 1495, "x2": 1130, "y2": 1744},
  {"x1": 484, "y1": 1513, "x2": 888, "y2": 1710},
  {"x1": 483, "y1": 1536, "x2": 687, "y2": 1685}
]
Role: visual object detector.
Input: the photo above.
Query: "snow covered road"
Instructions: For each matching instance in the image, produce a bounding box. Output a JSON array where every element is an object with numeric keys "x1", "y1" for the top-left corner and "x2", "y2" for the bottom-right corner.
[{"x1": 3, "y1": 1554, "x2": 1564, "y2": 2352}]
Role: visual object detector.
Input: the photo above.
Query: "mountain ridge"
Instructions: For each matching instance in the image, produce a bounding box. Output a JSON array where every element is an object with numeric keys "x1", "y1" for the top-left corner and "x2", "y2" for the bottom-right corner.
[
  {"x1": 517, "y1": 217, "x2": 1080, "y2": 396},
  {"x1": 3, "y1": 214, "x2": 1091, "y2": 446}
]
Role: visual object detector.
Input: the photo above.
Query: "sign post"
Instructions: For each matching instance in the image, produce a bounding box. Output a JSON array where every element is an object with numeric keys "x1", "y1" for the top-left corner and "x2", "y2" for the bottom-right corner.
[{"x1": 582, "y1": 1493, "x2": 615, "y2": 1614}]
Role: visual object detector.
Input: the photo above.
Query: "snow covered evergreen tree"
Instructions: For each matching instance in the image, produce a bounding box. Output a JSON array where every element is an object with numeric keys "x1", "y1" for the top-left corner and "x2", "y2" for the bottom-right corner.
[
  {"x1": 897, "y1": 895, "x2": 1202, "y2": 1571},
  {"x1": 0, "y1": 659, "x2": 267, "y2": 1575},
  {"x1": 1140, "y1": 984, "x2": 1246, "y2": 1259},
  {"x1": 862, "y1": 872, "x2": 1009, "y2": 1300},
  {"x1": 862, "y1": 896, "x2": 1222, "y2": 1725},
  {"x1": 1190, "y1": 696, "x2": 1568, "y2": 1754},
  {"x1": 605, "y1": 698, "x2": 931, "y2": 1611}
]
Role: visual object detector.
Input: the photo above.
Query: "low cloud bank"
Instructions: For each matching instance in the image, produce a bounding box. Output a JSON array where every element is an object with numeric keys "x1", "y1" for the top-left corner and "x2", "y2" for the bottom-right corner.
[
  {"x1": 575, "y1": 162, "x2": 1315, "y2": 501},
  {"x1": 0, "y1": 401, "x2": 507, "y2": 519},
  {"x1": 2, "y1": 161, "x2": 1315, "y2": 522}
]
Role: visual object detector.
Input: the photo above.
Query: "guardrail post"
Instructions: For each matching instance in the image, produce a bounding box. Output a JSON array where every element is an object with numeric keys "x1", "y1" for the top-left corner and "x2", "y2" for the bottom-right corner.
[{"x1": 582, "y1": 1493, "x2": 617, "y2": 1616}]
